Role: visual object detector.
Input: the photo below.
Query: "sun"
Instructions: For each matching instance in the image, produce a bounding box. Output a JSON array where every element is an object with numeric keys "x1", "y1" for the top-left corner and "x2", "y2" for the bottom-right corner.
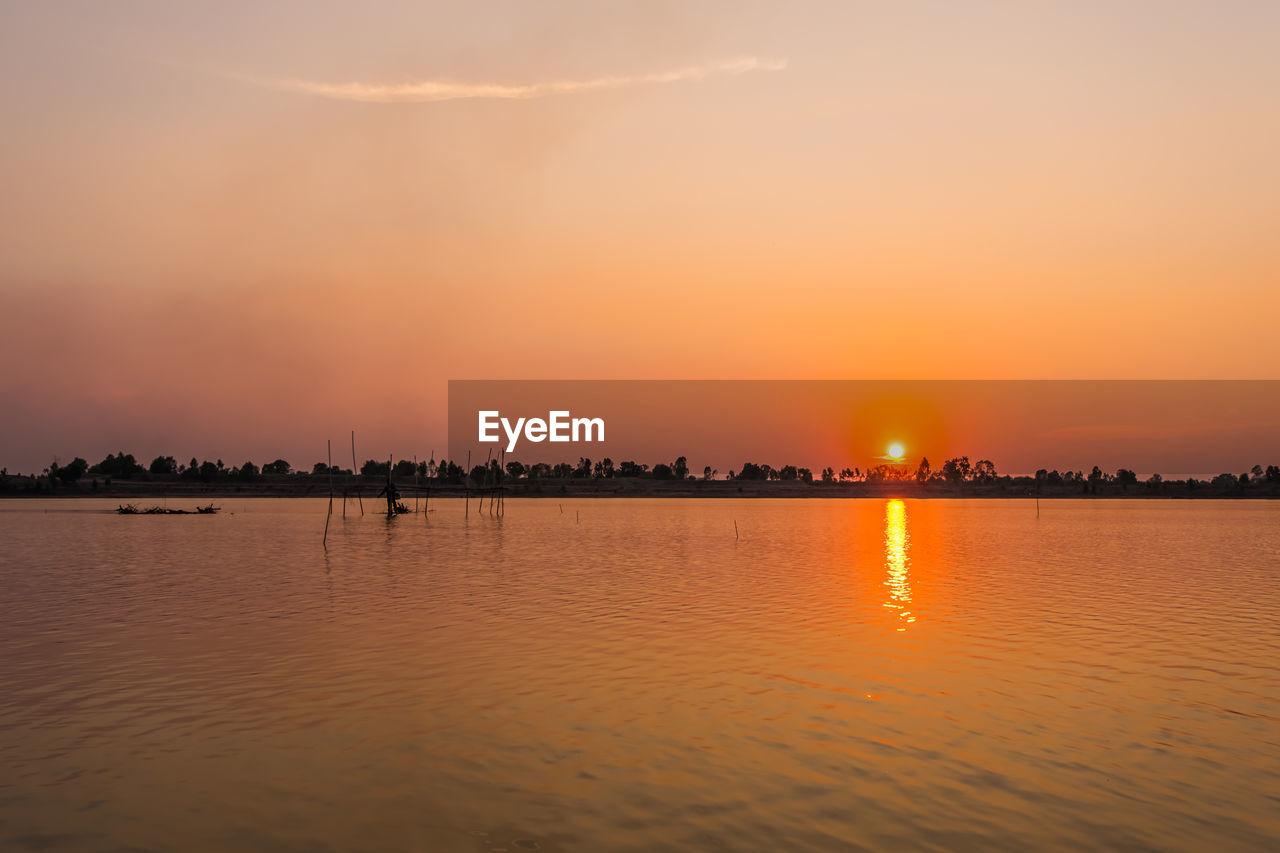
[{"x1": 887, "y1": 443, "x2": 905, "y2": 461}]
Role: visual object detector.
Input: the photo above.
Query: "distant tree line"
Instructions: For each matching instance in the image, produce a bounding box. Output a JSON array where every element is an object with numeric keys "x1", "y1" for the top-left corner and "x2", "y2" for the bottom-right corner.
[{"x1": 5, "y1": 450, "x2": 1278, "y2": 496}]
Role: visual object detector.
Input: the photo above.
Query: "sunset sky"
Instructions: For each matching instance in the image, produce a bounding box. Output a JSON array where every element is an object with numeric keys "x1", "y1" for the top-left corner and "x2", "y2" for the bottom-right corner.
[{"x1": 2, "y1": 1, "x2": 1278, "y2": 474}]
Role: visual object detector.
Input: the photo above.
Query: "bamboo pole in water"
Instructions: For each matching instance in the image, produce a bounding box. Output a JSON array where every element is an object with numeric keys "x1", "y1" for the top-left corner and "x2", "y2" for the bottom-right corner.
[
  {"x1": 323, "y1": 440, "x2": 333, "y2": 548},
  {"x1": 484, "y1": 448, "x2": 493, "y2": 516},
  {"x1": 465, "y1": 451, "x2": 471, "y2": 518},
  {"x1": 351, "y1": 431, "x2": 364, "y2": 516},
  {"x1": 386, "y1": 455, "x2": 395, "y2": 518}
]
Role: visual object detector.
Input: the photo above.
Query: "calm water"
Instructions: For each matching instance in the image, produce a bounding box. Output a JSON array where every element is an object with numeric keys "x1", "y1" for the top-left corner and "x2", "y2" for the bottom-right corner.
[{"x1": 1, "y1": 498, "x2": 1278, "y2": 851}]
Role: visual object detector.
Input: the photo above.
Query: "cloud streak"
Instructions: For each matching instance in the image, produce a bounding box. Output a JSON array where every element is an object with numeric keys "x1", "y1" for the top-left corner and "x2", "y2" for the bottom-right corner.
[{"x1": 255, "y1": 57, "x2": 786, "y2": 103}]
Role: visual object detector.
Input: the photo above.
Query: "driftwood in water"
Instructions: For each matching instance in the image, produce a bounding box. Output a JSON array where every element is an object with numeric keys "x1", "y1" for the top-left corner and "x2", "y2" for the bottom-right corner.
[{"x1": 117, "y1": 504, "x2": 219, "y2": 515}]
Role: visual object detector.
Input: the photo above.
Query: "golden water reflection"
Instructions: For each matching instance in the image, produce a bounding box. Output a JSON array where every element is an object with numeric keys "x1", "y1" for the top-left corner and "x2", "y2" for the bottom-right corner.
[{"x1": 883, "y1": 499, "x2": 914, "y2": 630}]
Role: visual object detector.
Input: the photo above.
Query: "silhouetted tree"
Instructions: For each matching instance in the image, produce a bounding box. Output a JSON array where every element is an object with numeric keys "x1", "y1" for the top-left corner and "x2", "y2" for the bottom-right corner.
[
  {"x1": 362, "y1": 459, "x2": 390, "y2": 477},
  {"x1": 778, "y1": 465, "x2": 798, "y2": 482},
  {"x1": 57, "y1": 457, "x2": 88, "y2": 484},
  {"x1": 941, "y1": 456, "x2": 971, "y2": 484},
  {"x1": 262, "y1": 459, "x2": 291, "y2": 475},
  {"x1": 149, "y1": 455, "x2": 177, "y2": 475},
  {"x1": 651, "y1": 463, "x2": 673, "y2": 480},
  {"x1": 672, "y1": 456, "x2": 689, "y2": 480},
  {"x1": 866, "y1": 463, "x2": 911, "y2": 482},
  {"x1": 821, "y1": 467, "x2": 835, "y2": 483},
  {"x1": 90, "y1": 452, "x2": 145, "y2": 479},
  {"x1": 237, "y1": 461, "x2": 259, "y2": 481},
  {"x1": 506, "y1": 461, "x2": 526, "y2": 479},
  {"x1": 393, "y1": 459, "x2": 417, "y2": 477},
  {"x1": 737, "y1": 462, "x2": 767, "y2": 481},
  {"x1": 973, "y1": 460, "x2": 997, "y2": 482},
  {"x1": 915, "y1": 457, "x2": 932, "y2": 484},
  {"x1": 1116, "y1": 469, "x2": 1137, "y2": 491},
  {"x1": 574, "y1": 457, "x2": 592, "y2": 478},
  {"x1": 798, "y1": 467, "x2": 814, "y2": 484},
  {"x1": 1211, "y1": 473, "x2": 1238, "y2": 489}
]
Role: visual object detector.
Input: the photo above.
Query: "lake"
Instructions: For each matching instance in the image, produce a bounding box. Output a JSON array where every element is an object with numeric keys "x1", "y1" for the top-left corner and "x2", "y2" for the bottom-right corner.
[{"x1": 1, "y1": 498, "x2": 1277, "y2": 851}]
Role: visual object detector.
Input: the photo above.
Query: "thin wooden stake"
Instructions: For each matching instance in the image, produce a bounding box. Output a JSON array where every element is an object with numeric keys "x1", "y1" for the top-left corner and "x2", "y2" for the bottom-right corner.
[
  {"x1": 734, "y1": 519, "x2": 739, "y2": 540},
  {"x1": 484, "y1": 448, "x2": 493, "y2": 515},
  {"x1": 351, "y1": 431, "x2": 364, "y2": 516},
  {"x1": 323, "y1": 439, "x2": 333, "y2": 548},
  {"x1": 386, "y1": 455, "x2": 395, "y2": 518}
]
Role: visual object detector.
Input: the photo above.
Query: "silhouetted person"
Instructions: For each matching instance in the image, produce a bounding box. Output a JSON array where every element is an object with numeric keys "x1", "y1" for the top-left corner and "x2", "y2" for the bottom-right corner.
[{"x1": 377, "y1": 469, "x2": 400, "y2": 517}]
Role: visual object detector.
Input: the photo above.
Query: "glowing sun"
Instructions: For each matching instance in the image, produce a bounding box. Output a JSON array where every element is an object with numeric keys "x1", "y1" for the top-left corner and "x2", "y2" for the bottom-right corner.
[{"x1": 887, "y1": 443, "x2": 905, "y2": 461}]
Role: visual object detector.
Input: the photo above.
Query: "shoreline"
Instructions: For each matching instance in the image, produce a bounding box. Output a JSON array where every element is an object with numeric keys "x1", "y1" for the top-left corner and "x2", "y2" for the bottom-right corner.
[{"x1": 3, "y1": 479, "x2": 1276, "y2": 501}]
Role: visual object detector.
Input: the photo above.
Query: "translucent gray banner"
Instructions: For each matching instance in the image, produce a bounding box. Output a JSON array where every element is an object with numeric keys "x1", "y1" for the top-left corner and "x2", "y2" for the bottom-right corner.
[{"x1": 448, "y1": 380, "x2": 1278, "y2": 480}]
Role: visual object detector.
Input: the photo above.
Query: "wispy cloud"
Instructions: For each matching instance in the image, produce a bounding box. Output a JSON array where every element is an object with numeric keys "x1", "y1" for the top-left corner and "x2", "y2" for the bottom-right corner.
[{"x1": 251, "y1": 57, "x2": 786, "y2": 103}]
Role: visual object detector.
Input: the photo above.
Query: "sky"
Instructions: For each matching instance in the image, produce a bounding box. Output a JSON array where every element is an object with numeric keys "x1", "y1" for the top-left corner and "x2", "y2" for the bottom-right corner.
[{"x1": 1, "y1": 1, "x2": 1278, "y2": 474}]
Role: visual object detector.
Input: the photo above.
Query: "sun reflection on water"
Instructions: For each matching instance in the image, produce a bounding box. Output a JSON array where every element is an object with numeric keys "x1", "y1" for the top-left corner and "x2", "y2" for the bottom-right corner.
[{"x1": 883, "y1": 499, "x2": 914, "y2": 630}]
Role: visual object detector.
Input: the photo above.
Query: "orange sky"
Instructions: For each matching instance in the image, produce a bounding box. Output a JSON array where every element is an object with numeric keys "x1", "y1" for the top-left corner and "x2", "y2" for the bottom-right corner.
[{"x1": 1, "y1": 2, "x2": 1278, "y2": 473}]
